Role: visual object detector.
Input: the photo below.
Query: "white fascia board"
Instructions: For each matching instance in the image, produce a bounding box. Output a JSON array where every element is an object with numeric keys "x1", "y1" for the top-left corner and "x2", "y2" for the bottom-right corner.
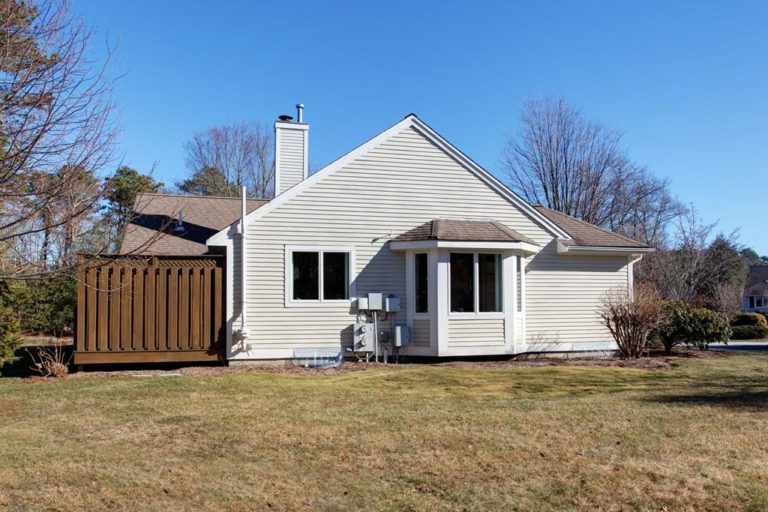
[
  {"x1": 556, "y1": 239, "x2": 656, "y2": 256},
  {"x1": 389, "y1": 240, "x2": 540, "y2": 254},
  {"x1": 408, "y1": 118, "x2": 571, "y2": 241},
  {"x1": 207, "y1": 116, "x2": 416, "y2": 246}
]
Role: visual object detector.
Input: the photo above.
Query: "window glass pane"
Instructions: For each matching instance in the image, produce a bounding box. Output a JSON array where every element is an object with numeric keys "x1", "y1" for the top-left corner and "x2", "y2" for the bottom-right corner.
[
  {"x1": 450, "y1": 253, "x2": 474, "y2": 313},
  {"x1": 415, "y1": 253, "x2": 429, "y2": 313},
  {"x1": 293, "y1": 252, "x2": 319, "y2": 300},
  {"x1": 479, "y1": 254, "x2": 502, "y2": 312},
  {"x1": 323, "y1": 252, "x2": 349, "y2": 300},
  {"x1": 516, "y1": 256, "x2": 523, "y2": 313}
]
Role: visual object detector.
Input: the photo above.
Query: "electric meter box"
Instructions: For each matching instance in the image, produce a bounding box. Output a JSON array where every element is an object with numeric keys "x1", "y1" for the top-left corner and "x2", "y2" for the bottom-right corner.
[
  {"x1": 393, "y1": 325, "x2": 411, "y2": 347},
  {"x1": 357, "y1": 296, "x2": 369, "y2": 310},
  {"x1": 384, "y1": 295, "x2": 400, "y2": 313},
  {"x1": 353, "y1": 322, "x2": 375, "y2": 352},
  {"x1": 367, "y1": 293, "x2": 383, "y2": 311}
]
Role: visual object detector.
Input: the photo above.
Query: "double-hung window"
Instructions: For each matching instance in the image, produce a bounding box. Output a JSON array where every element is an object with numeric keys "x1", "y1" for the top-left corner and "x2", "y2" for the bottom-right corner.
[
  {"x1": 449, "y1": 253, "x2": 502, "y2": 314},
  {"x1": 288, "y1": 247, "x2": 353, "y2": 304}
]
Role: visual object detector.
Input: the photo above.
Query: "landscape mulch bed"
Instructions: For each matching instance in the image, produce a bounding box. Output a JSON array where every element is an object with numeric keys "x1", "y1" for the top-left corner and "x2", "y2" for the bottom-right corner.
[{"x1": 12, "y1": 347, "x2": 719, "y2": 381}]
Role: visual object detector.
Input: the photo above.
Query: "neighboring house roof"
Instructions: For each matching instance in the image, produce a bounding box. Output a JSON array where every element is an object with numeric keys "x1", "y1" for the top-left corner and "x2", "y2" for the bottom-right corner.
[
  {"x1": 393, "y1": 219, "x2": 537, "y2": 245},
  {"x1": 745, "y1": 265, "x2": 768, "y2": 297},
  {"x1": 120, "y1": 193, "x2": 269, "y2": 255},
  {"x1": 532, "y1": 206, "x2": 652, "y2": 249},
  {"x1": 207, "y1": 115, "x2": 572, "y2": 246}
]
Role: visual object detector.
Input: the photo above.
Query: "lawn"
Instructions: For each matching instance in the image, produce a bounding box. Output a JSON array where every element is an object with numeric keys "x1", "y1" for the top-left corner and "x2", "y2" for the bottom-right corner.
[{"x1": 1, "y1": 354, "x2": 767, "y2": 511}]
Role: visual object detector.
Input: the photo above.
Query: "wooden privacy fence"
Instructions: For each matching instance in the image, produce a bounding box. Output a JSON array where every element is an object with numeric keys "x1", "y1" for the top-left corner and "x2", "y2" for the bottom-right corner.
[{"x1": 75, "y1": 255, "x2": 225, "y2": 364}]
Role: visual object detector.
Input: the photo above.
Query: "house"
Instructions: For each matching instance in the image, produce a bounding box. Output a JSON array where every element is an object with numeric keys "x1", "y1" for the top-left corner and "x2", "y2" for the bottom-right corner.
[
  {"x1": 89, "y1": 106, "x2": 653, "y2": 364},
  {"x1": 743, "y1": 265, "x2": 768, "y2": 312}
]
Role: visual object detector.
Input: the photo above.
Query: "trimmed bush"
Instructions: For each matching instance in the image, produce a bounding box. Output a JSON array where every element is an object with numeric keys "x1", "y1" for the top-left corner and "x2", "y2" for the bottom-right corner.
[
  {"x1": 658, "y1": 303, "x2": 731, "y2": 352},
  {"x1": 731, "y1": 325, "x2": 768, "y2": 340},
  {"x1": 753, "y1": 311, "x2": 768, "y2": 324},
  {"x1": 731, "y1": 313, "x2": 768, "y2": 327},
  {"x1": 686, "y1": 308, "x2": 731, "y2": 350}
]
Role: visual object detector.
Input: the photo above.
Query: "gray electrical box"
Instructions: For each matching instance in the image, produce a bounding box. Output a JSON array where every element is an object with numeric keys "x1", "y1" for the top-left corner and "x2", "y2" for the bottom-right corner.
[
  {"x1": 357, "y1": 296, "x2": 369, "y2": 310},
  {"x1": 393, "y1": 325, "x2": 411, "y2": 347},
  {"x1": 367, "y1": 292, "x2": 383, "y2": 311},
  {"x1": 353, "y1": 322, "x2": 375, "y2": 352},
  {"x1": 384, "y1": 294, "x2": 400, "y2": 313}
]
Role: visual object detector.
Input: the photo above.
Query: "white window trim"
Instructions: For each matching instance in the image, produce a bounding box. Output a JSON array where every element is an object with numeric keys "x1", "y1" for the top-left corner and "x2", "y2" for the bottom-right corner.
[
  {"x1": 448, "y1": 252, "x2": 504, "y2": 317},
  {"x1": 284, "y1": 245, "x2": 356, "y2": 307}
]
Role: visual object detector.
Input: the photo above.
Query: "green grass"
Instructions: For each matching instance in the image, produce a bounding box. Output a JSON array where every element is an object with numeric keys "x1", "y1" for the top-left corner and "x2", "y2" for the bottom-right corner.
[{"x1": 1, "y1": 355, "x2": 768, "y2": 511}]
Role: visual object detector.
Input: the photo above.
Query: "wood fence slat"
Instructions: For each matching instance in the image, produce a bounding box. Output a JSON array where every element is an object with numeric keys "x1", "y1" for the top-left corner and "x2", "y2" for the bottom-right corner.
[
  {"x1": 132, "y1": 266, "x2": 144, "y2": 351},
  {"x1": 168, "y1": 268, "x2": 178, "y2": 350},
  {"x1": 86, "y1": 267, "x2": 97, "y2": 352},
  {"x1": 109, "y1": 265, "x2": 120, "y2": 351},
  {"x1": 201, "y1": 266, "x2": 211, "y2": 349},
  {"x1": 120, "y1": 268, "x2": 132, "y2": 351},
  {"x1": 190, "y1": 268, "x2": 200, "y2": 349},
  {"x1": 97, "y1": 267, "x2": 108, "y2": 351},
  {"x1": 76, "y1": 262, "x2": 86, "y2": 352},
  {"x1": 146, "y1": 264, "x2": 156, "y2": 350},
  {"x1": 213, "y1": 263, "x2": 223, "y2": 348},
  {"x1": 157, "y1": 268, "x2": 167, "y2": 351},
  {"x1": 179, "y1": 268, "x2": 189, "y2": 350}
]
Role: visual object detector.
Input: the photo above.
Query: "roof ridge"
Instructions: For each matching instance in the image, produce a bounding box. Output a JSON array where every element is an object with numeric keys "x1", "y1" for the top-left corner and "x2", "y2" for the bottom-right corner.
[{"x1": 139, "y1": 192, "x2": 271, "y2": 201}]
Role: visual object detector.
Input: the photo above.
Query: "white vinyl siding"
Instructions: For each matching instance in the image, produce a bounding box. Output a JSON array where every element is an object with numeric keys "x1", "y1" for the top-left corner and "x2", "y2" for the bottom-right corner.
[
  {"x1": 276, "y1": 127, "x2": 307, "y2": 195},
  {"x1": 412, "y1": 318, "x2": 431, "y2": 347},
  {"x1": 236, "y1": 124, "x2": 630, "y2": 356},
  {"x1": 525, "y1": 249, "x2": 628, "y2": 350},
  {"x1": 448, "y1": 318, "x2": 505, "y2": 347}
]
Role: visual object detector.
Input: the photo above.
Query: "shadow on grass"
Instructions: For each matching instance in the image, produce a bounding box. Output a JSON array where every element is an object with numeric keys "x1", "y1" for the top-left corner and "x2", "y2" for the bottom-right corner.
[{"x1": 645, "y1": 389, "x2": 768, "y2": 410}]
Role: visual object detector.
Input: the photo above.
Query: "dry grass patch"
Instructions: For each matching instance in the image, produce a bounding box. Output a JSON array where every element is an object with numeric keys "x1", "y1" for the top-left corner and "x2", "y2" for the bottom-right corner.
[{"x1": 1, "y1": 354, "x2": 767, "y2": 511}]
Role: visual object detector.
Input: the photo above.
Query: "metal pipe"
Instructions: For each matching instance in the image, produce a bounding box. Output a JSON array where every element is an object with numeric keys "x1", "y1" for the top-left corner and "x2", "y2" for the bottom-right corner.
[
  {"x1": 239, "y1": 186, "x2": 249, "y2": 343},
  {"x1": 296, "y1": 103, "x2": 304, "y2": 123}
]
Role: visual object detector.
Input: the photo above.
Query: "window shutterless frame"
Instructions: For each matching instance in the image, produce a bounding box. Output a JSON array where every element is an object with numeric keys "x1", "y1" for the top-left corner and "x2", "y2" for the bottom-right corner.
[
  {"x1": 284, "y1": 246, "x2": 356, "y2": 307},
  {"x1": 448, "y1": 252, "x2": 503, "y2": 317}
]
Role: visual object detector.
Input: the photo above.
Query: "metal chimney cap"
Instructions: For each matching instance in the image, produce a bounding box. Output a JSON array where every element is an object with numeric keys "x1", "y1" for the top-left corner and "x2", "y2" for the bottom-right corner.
[
  {"x1": 295, "y1": 103, "x2": 305, "y2": 123},
  {"x1": 278, "y1": 114, "x2": 293, "y2": 122}
]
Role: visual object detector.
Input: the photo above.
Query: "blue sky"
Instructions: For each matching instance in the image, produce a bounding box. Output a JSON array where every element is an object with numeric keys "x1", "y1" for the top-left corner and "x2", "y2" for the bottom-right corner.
[{"x1": 77, "y1": 0, "x2": 768, "y2": 253}]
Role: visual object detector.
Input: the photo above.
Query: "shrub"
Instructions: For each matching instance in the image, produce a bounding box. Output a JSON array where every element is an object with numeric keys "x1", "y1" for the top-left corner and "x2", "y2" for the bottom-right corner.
[
  {"x1": 28, "y1": 344, "x2": 71, "y2": 378},
  {"x1": 0, "y1": 302, "x2": 23, "y2": 370},
  {"x1": 731, "y1": 325, "x2": 768, "y2": 340},
  {"x1": 753, "y1": 311, "x2": 768, "y2": 324},
  {"x1": 731, "y1": 313, "x2": 767, "y2": 327},
  {"x1": 657, "y1": 301, "x2": 690, "y2": 354},
  {"x1": 600, "y1": 286, "x2": 666, "y2": 359},
  {"x1": 4, "y1": 276, "x2": 75, "y2": 338},
  {"x1": 658, "y1": 303, "x2": 731, "y2": 352},
  {"x1": 685, "y1": 308, "x2": 731, "y2": 350}
]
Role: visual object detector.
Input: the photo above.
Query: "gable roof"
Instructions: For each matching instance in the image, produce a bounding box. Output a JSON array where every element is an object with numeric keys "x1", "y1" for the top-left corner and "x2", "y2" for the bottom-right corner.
[
  {"x1": 533, "y1": 206, "x2": 652, "y2": 249},
  {"x1": 745, "y1": 265, "x2": 768, "y2": 297},
  {"x1": 393, "y1": 219, "x2": 537, "y2": 245},
  {"x1": 120, "y1": 193, "x2": 268, "y2": 255},
  {"x1": 206, "y1": 114, "x2": 571, "y2": 246}
]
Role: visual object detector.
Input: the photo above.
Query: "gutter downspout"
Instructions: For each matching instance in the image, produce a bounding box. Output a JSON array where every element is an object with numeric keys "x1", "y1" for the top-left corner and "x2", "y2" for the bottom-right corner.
[{"x1": 237, "y1": 185, "x2": 250, "y2": 346}]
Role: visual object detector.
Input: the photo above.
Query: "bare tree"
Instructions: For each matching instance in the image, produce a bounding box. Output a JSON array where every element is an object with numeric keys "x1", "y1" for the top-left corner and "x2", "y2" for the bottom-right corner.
[
  {"x1": 600, "y1": 285, "x2": 666, "y2": 358},
  {"x1": 502, "y1": 97, "x2": 685, "y2": 245},
  {"x1": 0, "y1": 0, "x2": 117, "y2": 277},
  {"x1": 635, "y1": 208, "x2": 746, "y2": 309},
  {"x1": 182, "y1": 122, "x2": 274, "y2": 198}
]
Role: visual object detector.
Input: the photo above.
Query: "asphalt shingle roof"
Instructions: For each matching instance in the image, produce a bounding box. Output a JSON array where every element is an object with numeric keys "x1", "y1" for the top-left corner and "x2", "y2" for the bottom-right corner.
[
  {"x1": 119, "y1": 193, "x2": 269, "y2": 255},
  {"x1": 393, "y1": 219, "x2": 537, "y2": 245},
  {"x1": 745, "y1": 265, "x2": 768, "y2": 297},
  {"x1": 532, "y1": 206, "x2": 651, "y2": 249}
]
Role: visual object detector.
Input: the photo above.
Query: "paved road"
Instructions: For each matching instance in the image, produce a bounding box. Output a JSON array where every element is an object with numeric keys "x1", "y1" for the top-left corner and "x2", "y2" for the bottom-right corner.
[{"x1": 710, "y1": 341, "x2": 768, "y2": 352}]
